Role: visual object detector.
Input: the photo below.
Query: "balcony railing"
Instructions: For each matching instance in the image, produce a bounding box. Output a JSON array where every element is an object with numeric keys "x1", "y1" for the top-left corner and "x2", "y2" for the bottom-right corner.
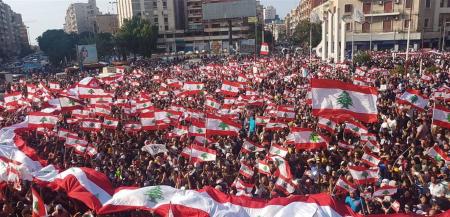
[{"x1": 364, "y1": 9, "x2": 401, "y2": 17}]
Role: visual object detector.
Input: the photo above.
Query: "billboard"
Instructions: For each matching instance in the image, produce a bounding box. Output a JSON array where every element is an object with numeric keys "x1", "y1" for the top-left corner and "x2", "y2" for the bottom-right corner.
[
  {"x1": 77, "y1": 44, "x2": 98, "y2": 65},
  {"x1": 202, "y1": 0, "x2": 257, "y2": 20}
]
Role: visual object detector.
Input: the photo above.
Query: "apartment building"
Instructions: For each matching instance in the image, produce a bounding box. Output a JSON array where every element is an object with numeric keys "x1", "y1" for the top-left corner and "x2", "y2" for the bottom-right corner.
[
  {"x1": 64, "y1": 0, "x2": 100, "y2": 34},
  {"x1": 118, "y1": 0, "x2": 262, "y2": 52},
  {"x1": 264, "y1": 5, "x2": 276, "y2": 23},
  {"x1": 95, "y1": 14, "x2": 119, "y2": 34},
  {"x1": 0, "y1": 0, "x2": 28, "y2": 60}
]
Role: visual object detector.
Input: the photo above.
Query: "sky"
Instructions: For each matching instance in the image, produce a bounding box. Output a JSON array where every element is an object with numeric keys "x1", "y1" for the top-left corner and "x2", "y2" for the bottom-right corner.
[{"x1": 4, "y1": 0, "x2": 298, "y2": 45}]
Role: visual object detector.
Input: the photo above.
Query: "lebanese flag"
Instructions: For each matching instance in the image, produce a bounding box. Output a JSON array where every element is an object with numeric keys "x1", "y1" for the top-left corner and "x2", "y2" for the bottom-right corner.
[
  {"x1": 65, "y1": 135, "x2": 88, "y2": 147},
  {"x1": 35, "y1": 167, "x2": 114, "y2": 211},
  {"x1": 260, "y1": 42, "x2": 269, "y2": 55},
  {"x1": 273, "y1": 107, "x2": 296, "y2": 121},
  {"x1": 232, "y1": 178, "x2": 254, "y2": 195},
  {"x1": 102, "y1": 116, "x2": 119, "y2": 129},
  {"x1": 348, "y1": 166, "x2": 379, "y2": 184},
  {"x1": 426, "y1": 146, "x2": 450, "y2": 164},
  {"x1": 31, "y1": 187, "x2": 47, "y2": 217},
  {"x1": 311, "y1": 79, "x2": 378, "y2": 123},
  {"x1": 181, "y1": 145, "x2": 216, "y2": 163},
  {"x1": 97, "y1": 185, "x2": 356, "y2": 217},
  {"x1": 361, "y1": 133, "x2": 377, "y2": 142},
  {"x1": 154, "y1": 110, "x2": 172, "y2": 126},
  {"x1": 4, "y1": 92, "x2": 22, "y2": 104},
  {"x1": 86, "y1": 145, "x2": 98, "y2": 157},
  {"x1": 93, "y1": 104, "x2": 111, "y2": 116},
  {"x1": 135, "y1": 100, "x2": 152, "y2": 112},
  {"x1": 238, "y1": 162, "x2": 254, "y2": 179},
  {"x1": 240, "y1": 139, "x2": 264, "y2": 153},
  {"x1": 396, "y1": 89, "x2": 429, "y2": 110},
  {"x1": 432, "y1": 105, "x2": 450, "y2": 129},
  {"x1": 28, "y1": 112, "x2": 59, "y2": 129},
  {"x1": 264, "y1": 121, "x2": 287, "y2": 131},
  {"x1": 205, "y1": 97, "x2": 221, "y2": 110},
  {"x1": 275, "y1": 176, "x2": 296, "y2": 195},
  {"x1": 361, "y1": 151, "x2": 381, "y2": 167},
  {"x1": 337, "y1": 141, "x2": 354, "y2": 150},
  {"x1": 49, "y1": 82, "x2": 60, "y2": 91},
  {"x1": 59, "y1": 97, "x2": 82, "y2": 111},
  {"x1": 221, "y1": 81, "x2": 240, "y2": 96},
  {"x1": 182, "y1": 82, "x2": 204, "y2": 95},
  {"x1": 344, "y1": 120, "x2": 368, "y2": 136},
  {"x1": 372, "y1": 186, "x2": 397, "y2": 197},
  {"x1": 172, "y1": 125, "x2": 188, "y2": 137},
  {"x1": 141, "y1": 113, "x2": 157, "y2": 130},
  {"x1": 317, "y1": 117, "x2": 337, "y2": 133},
  {"x1": 205, "y1": 115, "x2": 241, "y2": 136},
  {"x1": 78, "y1": 85, "x2": 105, "y2": 98},
  {"x1": 80, "y1": 119, "x2": 102, "y2": 131},
  {"x1": 270, "y1": 156, "x2": 292, "y2": 179},
  {"x1": 124, "y1": 122, "x2": 142, "y2": 132},
  {"x1": 114, "y1": 97, "x2": 128, "y2": 106},
  {"x1": 364, "y1": 140, "x2": 380, "y2": 153},
  {"x1": 257, "y1": 160, "x2": 271, "y2": 175},
  {"x1": 335, "y1": 177, "x2": 356, "y2": 194},
  {"x1": 269, "y1": 144, "x2": 288, "y2": 158},
  {"x1": 188, "y1": 120, "x2": 206, "y2": 136},
  {"x1": 255, "y1": 116, "x2": 270, "y2": 126},
  {"x1": 167, "y1": 79, "x2": 182, "y2": 88},
  {"x1": 286, "y1": 128, "x2": 328, "y2": 150},
  {"x1": 72, "y1": 109, "x2": 90, "y2": 119},
  {"x1": 57, "y1": 129, "x2": 77, "y2": 141},
  {"x1": 222, "y1": 97, "x2": 236, "y2": 108}
]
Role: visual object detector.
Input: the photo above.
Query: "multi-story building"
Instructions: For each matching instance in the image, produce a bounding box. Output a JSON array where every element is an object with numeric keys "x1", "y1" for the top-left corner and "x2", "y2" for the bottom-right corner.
[
  {"x1": 312, "y1": 0, "x2": 450, "y2": 62},
  {"x1": 264, "y1": 5, "x2": 276, "y2": 23},
  {"x1": 0, "y1": 0, "x2": 28, "y2": 60},
  {"x1": 284, "y1": 5, "x2": 301, "y2": 36},
  {"x1": 265, "y1": 20, "x2": 286, "y2": 42},
  {"x1": 95, "y1": 14, "x2": 119, "y2": 34},
  {"x1": 299, "y1": 0, "x2": 323, "y2": 21},
  {"x1": 64, "y1": 0, "x2": 100, "y2": 34},
  {"x1": 117, "y1": 0, "x2": 263, "y2": 52}
]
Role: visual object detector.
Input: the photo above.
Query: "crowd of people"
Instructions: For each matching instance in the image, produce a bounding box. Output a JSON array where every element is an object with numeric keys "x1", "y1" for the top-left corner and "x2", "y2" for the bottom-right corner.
[{"x1": 0, "y1": 50, "x2": 449, "y2": 217}]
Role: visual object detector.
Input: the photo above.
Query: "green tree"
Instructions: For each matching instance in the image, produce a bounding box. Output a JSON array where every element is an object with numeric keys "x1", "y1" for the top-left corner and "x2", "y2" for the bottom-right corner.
[
  {"x1": 292, "y1": 20, "x2": 321, "y2": 48},
  {"x1": 353, "y1": 52, "x2": 372, "y2": 66},
  {"x1": 115, "y1": 16, "x2": 158, "y2": 59},
  {"x1": 37, "y1": 30, "x2": 76, "y2": 66}
]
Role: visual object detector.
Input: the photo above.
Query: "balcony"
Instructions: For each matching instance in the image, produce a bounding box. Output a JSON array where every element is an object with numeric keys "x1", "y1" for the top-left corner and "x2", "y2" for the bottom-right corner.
[{"x1": 364, "y1": 9, "x2": 400, "y2": 17}]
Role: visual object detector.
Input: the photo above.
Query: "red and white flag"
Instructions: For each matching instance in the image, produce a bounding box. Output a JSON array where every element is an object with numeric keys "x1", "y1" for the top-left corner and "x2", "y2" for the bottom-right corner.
[
  {"x1": 286, "y1": 128, "x2": 328, "y2": 150},
  {"x1": 93, "y1": 104, "x2": 111, "y2": 116},
  {"x1": 102, "y1": 116, "x2": 119, "y2": 129},
  {"x1": 361, "y1": 133, "x2": 377, "y2": 142},
  {"x1": 206, "y1": 115, "x2": 241, "y2": 136},
  {"x1": 432, "y1": 105, "x2": 450, "y2": 129},
  {"x1": 270, "y1": 156, "x2": 292, "y2": 179},
  {"x1": 86, "y1": 145, "x2": 98, "y2": 157},
  {"x1": 264, "y1": 121, "x2": 287, "y2": 131},
  {"x1": 232, "y1": 178, "x2": 254, "y2": 195},
  {"x1": 311, "y1": 79, "x2": 378, "y2": 123},
  {"x1": 240, "y1": 139, "x2": 264, "y2": 153},
  {"x1": 239, "y1": 162, "x2": 254, "y2": 179},
  {"x1": 364, "y1": 140, "x2": 380, "y2": 153},
  {"x1": 80, "y1": 119, "x2": 102, "y2": 131},
  {"x1": 344, "y1": 120, "x2": 368, "y2": 136},
  {"x1": 31, "y1": 187, "x2": 47, "y2": 217},
  {"x1": 59, "y1": 97, "x2": 82, "y2": 111},
  {"x1": 361, "y1": 151, "x2": 381, "y2": 167},
  {"x1": 141, "y1": 113, "x2": 157, "y2": 130},
  {"x1": 28, "y1": 112, "x2": 59, "y2": 129},
  {"x1": 65, "y1": 135, "x2": 88, "y2": 147},
  {"x1": 269, "y1": 144, "x2": 288, "y2": 158},
  {"x1": 181, "y1": 145, "x2": 216, "y2": 163},
  {"x1": 348, "y1": 166, "x2": 379, "y2": 184},
  {"x1": 372, "y1": 186, "x2": 397, "y2": 197},
  {"x1": 188, "y1": 120, "x2": 206, "y2": 136},
  {"x1": 257, "y1": 160, "x2": 271, "y2": 175},
  {"x1": 317, "y1": 117, "x2": 337, "y2": 133},
  {"x1": 275, "y1": 176, "x2": 296, "y2": 195},
  {"x1": 205, "y1": 97, "x2": 221, "y2": 110},
  {"x1": 255, "y1": 116, "x2": 270, "y2": 126},
  {"x1": 182, "y1": 82, "x2": 204, "y2": 95},
  {"x1": 49, "y1": 82, "x2": 60, "y2": 91},
  {"x1": 396, "y1": 89, "x2": 429, "y2": 110},
  {"x1": 335, "y1": 177, "x2": 356, "y2": 194},
  {"x1": 260, "y1": 42, "x2": 269, "y2": 55},
  {"x1": 124, "y1": 122, "x2": 142, "y2": 132},
  {"x1": 57, "y1": 129, "x2": 77, "y2": 140},
  {"x1": 337, "y1": 141, "x2": 355, "y2": 150},
  {"x1": 426, "y1": 146, "x2": 450, "y2": 164},
  {"x1": 221, "y1": 81, "x2": 240, "y2": 96}
]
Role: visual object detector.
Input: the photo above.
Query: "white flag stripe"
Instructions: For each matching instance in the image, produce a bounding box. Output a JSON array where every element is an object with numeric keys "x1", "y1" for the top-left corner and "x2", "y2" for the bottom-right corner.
[{"x1": 312, "y1": 88, "x2": 378, "y2": 113}]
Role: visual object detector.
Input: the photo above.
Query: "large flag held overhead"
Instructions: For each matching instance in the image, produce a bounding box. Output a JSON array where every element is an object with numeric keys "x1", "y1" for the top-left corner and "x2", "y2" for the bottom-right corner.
[
  {"x1": 335, "y1": 177, "x2": 356, "y2": 194},
  {"x1": 28, "y1": 112, "x2": 59, "y2": 129},
  {"x1": 432, "y1": 105, "x2": 450, "y2": 129},
  {"x1": 205, "y1": 115, "x2": 241, "y2": 136},
  {"x1": 426, "y1": 146, "x2": 450, "y2": 164},
  {"x1": 311, "y1": 79, "x2": 378, "y2": 123},
  {"x1": 181, "y1": 145, "x2": 216, "y2": 163},
  {"x1": 396, "y1": 89, "x2": 429, "y2": 110},
  {"x1": 286, "y1": 128, "x2": 329, "y2": 150},
  {"x1": 348, "y1": 166, "x2": 379, "y2": 184}
]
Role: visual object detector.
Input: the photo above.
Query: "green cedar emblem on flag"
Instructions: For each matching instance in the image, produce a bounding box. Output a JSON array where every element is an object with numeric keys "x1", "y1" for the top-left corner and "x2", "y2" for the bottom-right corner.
[
  {"x1": 33, "y1": 200, "x2": 39, "y2": 212},
  {"x1": 218, "y1": 122, "x2": 230, "y2": 130},
  {"x1": 263, "y1": 165, "x2": 269, "y2": 171},
  {"x1": 106, "y1": 120, "x2": 112, "y2": 125},
  {"x1": 409, "y1": 95, "x2": 419, "y2": 104},
  {"x1": 361, "y1": 171, "x2": 369, "y2": 178},
  {"x1": 309, "y1": 132, "x2": 320, "y2": 143},
  {"x1": 382, "y1": 190, "x2": 390, "y2": 195},
  {"x1": 196, "y1": 128, "x2": 203, "y2": 133},
  {"x1": 353, "y1": 127, "x2": 360, "y2": 132},
  {"x1": 88, "y1": 89, "x2": 95, "y2": 94},
  {"x1": 447, "y1": 114, "x2": 450, "y2": 122},
  {"x1": 144, "y1": 186, "x2": 164, "y2": 203},
  {"x1": 337, "y1": 91, "x2": 353, "y2": 109},
  {"x1": 200, "y1": 153, "x2": 208, "y2": 160},
  {"x1": 39, "y1": 117, "x2": 48, "y2": 123}
]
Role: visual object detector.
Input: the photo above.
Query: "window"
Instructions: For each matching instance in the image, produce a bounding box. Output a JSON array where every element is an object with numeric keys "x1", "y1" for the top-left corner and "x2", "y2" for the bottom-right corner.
[
  {"x1": 344, "y1": 4, "x2": 353, "y2": 13},
  {"x1": 154, "y1": 18, "x2": 158, "y2": 23},
  {"x1": 384, "y1": 1, "x2": 393, "y2": 13},
  {"x1": 424, "y1": 18, "x2": 429, "y2": 27},
  {"x1": 164, "y1": 18, "x2": 168, "y2": 23},
  {"x1": 426, "y1": 0, "x2": 431, "y2": 8},
  {"x1": 404, "y1": 19, "x2": 410, "y2": 28},
  {"x1": 441, "y1": 0, "x2": 445, "y2": 7},
  {"x1": 165, "y1": 25, "x2": 169, "y2": 31},
  {"x1": 346, "y1": 23, "x2": 352, "y2": 31},
  {"x1": 363, "y1": 2, "x2": 371, "y2": 14},
  {"x1": 163, "y1": 1, "x2": 167, "y2": 7},
  {"x1": 362, "y1": 22, "x2": 370, "y2": 33},
  {"x1": 383, "y1": 20, "x2": 392, "y2": 32},
  {"x1": 448, "y1": 0, "x2": 450, "y2": 7},
  {"x1": 405, "y1": 0, "x2": 412, "y2": 8}
]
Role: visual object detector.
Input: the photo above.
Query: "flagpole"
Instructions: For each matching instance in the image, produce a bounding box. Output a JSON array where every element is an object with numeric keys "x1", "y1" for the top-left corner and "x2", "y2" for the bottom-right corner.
[{"x1": 351, "y1": 20, "x2": 355, "y2": 62}]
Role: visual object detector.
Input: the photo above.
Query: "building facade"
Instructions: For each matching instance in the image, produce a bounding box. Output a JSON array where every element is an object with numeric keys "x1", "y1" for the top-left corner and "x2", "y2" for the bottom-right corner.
[
  {"x1": 95, "y1": 14, "x2": 119, "y2": 34},
  {"x1": 0, "y1": 0, "x2": 28, "y2": 60},
  {"x1": 117, "y1": 0, "x2": 263, "y2": 52},
  {"x1": 64, "y1": 0, "x2": 100, "y2": 34},
  {"x1": 264, "y1": 5, "x2": 276, "y2": 22},
  {"x1": 312, "y1": 0, "x2": 449, "y2": 62}
]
